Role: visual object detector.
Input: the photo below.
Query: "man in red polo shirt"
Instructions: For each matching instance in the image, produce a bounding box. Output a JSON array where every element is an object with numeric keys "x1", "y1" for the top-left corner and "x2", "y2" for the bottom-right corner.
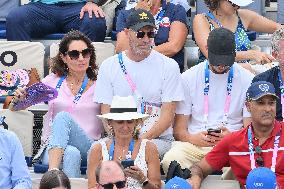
[{"x1": 188, "y1": 81, "x2": 284, "y2": 189}]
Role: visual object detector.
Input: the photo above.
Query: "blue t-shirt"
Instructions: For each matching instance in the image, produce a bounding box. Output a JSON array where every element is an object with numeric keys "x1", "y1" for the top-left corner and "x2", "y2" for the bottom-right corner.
[
  {"x1": 252, "y1": 66, "x2": 282, "y2": 121},
  {"x1": 116, "y1": 1, "x2": 189, "y2": 72}
]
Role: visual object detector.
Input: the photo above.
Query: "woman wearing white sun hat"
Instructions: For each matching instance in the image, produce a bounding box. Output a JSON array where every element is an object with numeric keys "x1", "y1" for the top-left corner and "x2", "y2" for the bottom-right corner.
[
  {"x1": 88, "y1": 96, "x2": 161, "y2": 189},
  {"x1": 193, "y1": 0, "x2": 282, "y2": 73}
]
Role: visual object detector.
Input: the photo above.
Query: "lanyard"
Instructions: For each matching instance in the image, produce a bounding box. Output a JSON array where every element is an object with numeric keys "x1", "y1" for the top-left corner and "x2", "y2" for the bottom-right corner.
[
  {"x1": 248, "y1": 126, "x2": 281, "y2": 172},
  {"x1": 109, "y1": 139, "x2": 135, "y2": 160},
  {"x1": 56, "y1": 75, "x2": 89, "y2": 104},
  {"x1": 278, "y1": 69, "x2": 284, "y2": 120},
  {"x1": 203, "y1": 61, "x2": 234, "y2": 127},
  {"x1": 206, "y1": 12, "x2": 223, "y2": 27},
  {"x1": 118, "y1": 53, "x2": 145, "y2": 113}
]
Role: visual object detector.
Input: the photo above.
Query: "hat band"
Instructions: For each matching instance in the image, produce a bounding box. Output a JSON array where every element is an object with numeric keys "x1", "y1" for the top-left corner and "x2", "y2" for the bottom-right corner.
[{"x1": 110, "y1": 108, "x2": 137, "y2": 113}]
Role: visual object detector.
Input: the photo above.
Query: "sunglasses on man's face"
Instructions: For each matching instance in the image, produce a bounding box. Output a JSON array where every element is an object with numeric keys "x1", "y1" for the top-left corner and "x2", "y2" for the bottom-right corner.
[
  {"x1": 99, "y1": 180, "x2": 126, "y2": 189},
  {"x1": 255, "y1": 146, "x2": 264, "y2": 167},
  {"x1": 135, "y1": 30, "x2": 156, "y2": 39},
  {"x1": 66, "y1": 48, "x2": 92, "y2": 60}
]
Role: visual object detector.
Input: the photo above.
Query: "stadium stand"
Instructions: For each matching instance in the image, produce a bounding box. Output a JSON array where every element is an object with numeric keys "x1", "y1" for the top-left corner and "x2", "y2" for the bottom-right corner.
[{"x1": 278, "y1": 0, "x2": 284, "y2": 24}]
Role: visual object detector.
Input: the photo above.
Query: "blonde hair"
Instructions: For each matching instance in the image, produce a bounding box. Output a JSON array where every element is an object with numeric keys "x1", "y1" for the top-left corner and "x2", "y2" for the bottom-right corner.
[{"x1": 271, "y1": 28, "x2": 284, "y2": 54}]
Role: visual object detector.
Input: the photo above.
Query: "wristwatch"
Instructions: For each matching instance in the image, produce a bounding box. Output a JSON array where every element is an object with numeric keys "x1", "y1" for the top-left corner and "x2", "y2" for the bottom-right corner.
[{"x1": 142, "y1": 178, "x2": 149, "y2": 187}]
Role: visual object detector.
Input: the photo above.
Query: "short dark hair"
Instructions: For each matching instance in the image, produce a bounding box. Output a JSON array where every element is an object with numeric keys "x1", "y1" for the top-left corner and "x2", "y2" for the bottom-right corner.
[
  {"x1": 49, "y1": 30, "x2": 98, "y2": 81},
  {"x1": 39, "y1": 170, "x2": 71, "y2": 189},
  {"x1": 95, "y1": 161, "x2": 125, "y2": 183},
  {"x1": 204, "y1": 0, "x2": 220, "y2": 11}
]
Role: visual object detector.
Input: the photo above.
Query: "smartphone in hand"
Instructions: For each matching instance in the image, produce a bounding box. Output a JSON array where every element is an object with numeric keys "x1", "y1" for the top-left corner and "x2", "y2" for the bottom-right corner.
[
  {"x1": 121, "y1": 160, "x2": 134, "y2": 169},
  {"x1": 207, "y1": 128, "x2": 222, "y2": 136}
]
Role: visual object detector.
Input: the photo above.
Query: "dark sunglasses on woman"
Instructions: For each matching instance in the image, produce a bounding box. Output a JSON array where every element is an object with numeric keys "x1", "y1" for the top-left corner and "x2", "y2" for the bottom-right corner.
[
  {"x1": 99, "y1": 180, "x2": 126, "y2": 189},
  {"x1": 135, "y1": 30, "x2": 156, "y2": 39},
  {"x1": 66, "y1": 48, "x2": 92, "y2": 60}
]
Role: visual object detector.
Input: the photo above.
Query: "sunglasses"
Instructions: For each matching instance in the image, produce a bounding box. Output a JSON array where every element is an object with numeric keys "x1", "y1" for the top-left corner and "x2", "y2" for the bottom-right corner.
[
  {"x1": 255, "y1": 146, "x2": 264, "y2": 167},
  {"x1": 65, "y1": 48, "x2": 92, "y2": 60},
  {"x1": 99, "y1": 180, "x2": 126, "y2": 189},
  {"x1": 227, "y1": 0, "x2": 239, "y2": 7},
  {"x1": 134, "y1": 30, "x2": 156, "y2": 39},
  {"x1": 115, "y1": 120, "x2": 135, "y2": 124}
]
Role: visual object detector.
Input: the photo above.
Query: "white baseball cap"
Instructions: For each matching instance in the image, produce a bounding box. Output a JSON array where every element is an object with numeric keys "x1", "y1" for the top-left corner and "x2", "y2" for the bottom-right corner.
[{"x1": 230, "y1": 0, "x2": 254, "y2": 7}]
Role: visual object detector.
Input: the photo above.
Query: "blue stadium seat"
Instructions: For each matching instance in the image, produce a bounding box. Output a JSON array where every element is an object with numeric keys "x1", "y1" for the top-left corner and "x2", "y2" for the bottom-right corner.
[{"x1": 34, "y1": 162, "x2": 87, "y2": 175}]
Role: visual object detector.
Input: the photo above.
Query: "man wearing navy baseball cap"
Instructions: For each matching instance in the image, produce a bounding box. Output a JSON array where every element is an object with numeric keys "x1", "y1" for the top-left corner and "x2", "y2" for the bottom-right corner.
[{"x1": 188, "y1": 81, "x2": 284, "y2": 188}]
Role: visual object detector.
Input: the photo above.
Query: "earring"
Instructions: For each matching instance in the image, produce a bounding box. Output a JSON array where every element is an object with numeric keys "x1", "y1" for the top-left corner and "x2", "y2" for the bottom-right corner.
[{"x1": 108, "y1": 126, "x2": 114, "y2": 138}]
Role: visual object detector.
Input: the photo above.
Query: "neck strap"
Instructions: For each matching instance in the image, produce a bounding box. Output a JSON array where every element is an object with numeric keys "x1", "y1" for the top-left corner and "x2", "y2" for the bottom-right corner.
[
  {"x1": 109, "y1": 139, "x2": 135, "y2": 160},
  {"x1": 203, "y1": 61, "x2": 234, "y2": 128},
  {"x1": 206, "y1": 12, "x2": 223, "y2": 27},
  {"x1": 56, "y1": 74, "x2": 88, "y2": 104},
  {"x1": 248, "y1": 125, "x2": 281, "y2": 172}
]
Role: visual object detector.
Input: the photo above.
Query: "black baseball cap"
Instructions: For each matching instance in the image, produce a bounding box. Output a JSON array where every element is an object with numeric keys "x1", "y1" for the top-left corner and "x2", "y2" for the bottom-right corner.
[
  {"x1": 126, "y1": 9, "x2": 156, "y2": 32},
  {"x1": 208, "y1": 28, "x2": 236, "y2": 67}
]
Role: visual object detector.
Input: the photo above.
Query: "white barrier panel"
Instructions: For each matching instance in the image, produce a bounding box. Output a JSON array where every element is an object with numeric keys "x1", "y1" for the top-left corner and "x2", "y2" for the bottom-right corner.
[
  {"x1": 0, "y1": 41, "x2": 45, "y2": 79},
  {"x1": 50, "y1": 42, "x2": 115, "y2": 68},
  {"x1": 0, "y1": 110, "x2": 34, "y2": 157}
]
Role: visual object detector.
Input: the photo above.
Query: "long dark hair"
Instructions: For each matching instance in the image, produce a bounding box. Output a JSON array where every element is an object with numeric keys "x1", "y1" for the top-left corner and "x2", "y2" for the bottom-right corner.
[
  {"x1": 49, "y1": 30, "x2": 98, "y2": 81},
  {"x1": 204, "y1": 0, "x2": 220, "y2": 11},
  {"x1": 39, "y1": 170, "x2": 71, "y2": 189}
]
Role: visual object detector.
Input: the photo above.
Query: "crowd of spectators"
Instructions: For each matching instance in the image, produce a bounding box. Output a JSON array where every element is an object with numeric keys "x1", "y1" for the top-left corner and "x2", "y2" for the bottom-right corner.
[{"x1": 2, "y1": 0, "x2": 284, "y2": 189}]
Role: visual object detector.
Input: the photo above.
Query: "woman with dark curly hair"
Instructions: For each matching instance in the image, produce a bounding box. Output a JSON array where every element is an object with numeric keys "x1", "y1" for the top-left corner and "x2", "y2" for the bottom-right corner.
[
  {"x1": 39, "y1": 170, "x2": 71, "y2": 189},
  {"x1": 193, "y1": 0, "x2": 282, "y2": 72},
  {"x1": 11, "y1": 30, "x2": 104, "y2": 177}
]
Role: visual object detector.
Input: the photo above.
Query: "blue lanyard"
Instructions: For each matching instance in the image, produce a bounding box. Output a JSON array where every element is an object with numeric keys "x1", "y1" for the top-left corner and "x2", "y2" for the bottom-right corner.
[
  {"x1": 55, "y1": 74, "x2": 89, "y2": 104},
  {"x1": 109, "y1": 139, "x2": 135, "y2": 160},
  {"x1": 206, "y1": 12, "x2": 223, "y2": 27},
  {"x1": 118, "y1": 53, "x2": 145, "y2": 113},
  {"x1": 248, "y1": 125, "x2": 281, "y2": 172},
  {"x1": 203, "y1": 61, "x2": 234, "y2": 126}
]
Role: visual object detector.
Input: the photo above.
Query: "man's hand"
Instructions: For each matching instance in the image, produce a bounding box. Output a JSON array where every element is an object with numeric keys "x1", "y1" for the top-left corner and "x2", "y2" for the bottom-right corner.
[
  {"x1": 190, "y1": 131, "x2": 217, "y2": 147},
  {"x1": 80, "y1": 2, "x2": 105, "y2": 19},
  {"x1": 135, "y1": 0, "x2": 151, "y2": 11}
]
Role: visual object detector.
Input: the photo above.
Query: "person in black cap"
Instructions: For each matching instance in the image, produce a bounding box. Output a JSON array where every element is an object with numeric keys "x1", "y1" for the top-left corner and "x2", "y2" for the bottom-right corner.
[
  {"x1": 94, "y1": 9, "x2": 184, "y2": 159},
  {"x1": 161, "y1": 27, "x2": 254, "y2": 175},
  {"x1": 115, "y1": 0, "x2": 189, "y2": 72},
  {"x1": 189, "y1": 81, "x2": 284, "y2": 188}
]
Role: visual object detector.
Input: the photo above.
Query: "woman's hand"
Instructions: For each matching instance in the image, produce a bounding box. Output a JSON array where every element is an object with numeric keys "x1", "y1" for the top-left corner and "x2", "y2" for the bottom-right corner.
[
  {"x1": 13, "y1": 87, "x2": 27, "y2": 102},
  {"x1": 125, "y1": 165, "x2": 146, "y2": 184},
  {"x1": 249, "y1": 50, "x2": 275, "y2": 65}
]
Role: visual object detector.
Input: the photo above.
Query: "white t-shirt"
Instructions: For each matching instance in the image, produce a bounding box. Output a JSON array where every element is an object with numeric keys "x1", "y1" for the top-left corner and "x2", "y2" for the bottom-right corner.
[
  {"x1": 176, "y1": 61, "x2": 254, "y2": 134},
  {"x1": 94, "y1": 50, "x2": 184, "y2": 136}
]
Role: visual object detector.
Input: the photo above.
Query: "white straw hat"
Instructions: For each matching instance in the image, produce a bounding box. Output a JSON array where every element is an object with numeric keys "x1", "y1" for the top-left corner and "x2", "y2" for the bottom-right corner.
[
  {"x1": 230, "y1": 0, "x2": 253, "y2": 7},
  {"x1": 97, "y1": 96, "x2": 149, "y2": 121}
]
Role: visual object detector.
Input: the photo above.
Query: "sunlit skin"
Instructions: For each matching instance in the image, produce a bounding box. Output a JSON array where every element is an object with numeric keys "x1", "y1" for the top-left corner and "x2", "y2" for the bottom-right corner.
[
  {"x1": 61, "y1": 40, "x2": 90, "y2": 75},
  {"x1": 109, "y1": 120, "x2": 138, "y2": 139},
  {"x1": 126, "y1": 26, "x2": 155, "y2": 61},
  {"x1": 246, "y1": 96, "x2": 277, "y2": 134},
  {"x1": 95, "y1": 161, "x2": 126, "y2": 189}
]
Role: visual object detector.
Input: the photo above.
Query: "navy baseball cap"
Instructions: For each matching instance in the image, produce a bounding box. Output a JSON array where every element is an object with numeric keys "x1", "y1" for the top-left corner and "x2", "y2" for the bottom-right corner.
[
  {"x1": 126, "y1": 9, "x2": 156, "y2": 32},
  {"x1": 246, "y1": 167, "x2": 277, "y2": 189},
  {"x1": 165, "y1": 176, "x2": 192, "y2": 189},
  {"x1": 246, "y1": 81, "x2": 278, "y2": 101},
  {"x1": 207, "y1": 28, "x2": 236, "y2": 67}
]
